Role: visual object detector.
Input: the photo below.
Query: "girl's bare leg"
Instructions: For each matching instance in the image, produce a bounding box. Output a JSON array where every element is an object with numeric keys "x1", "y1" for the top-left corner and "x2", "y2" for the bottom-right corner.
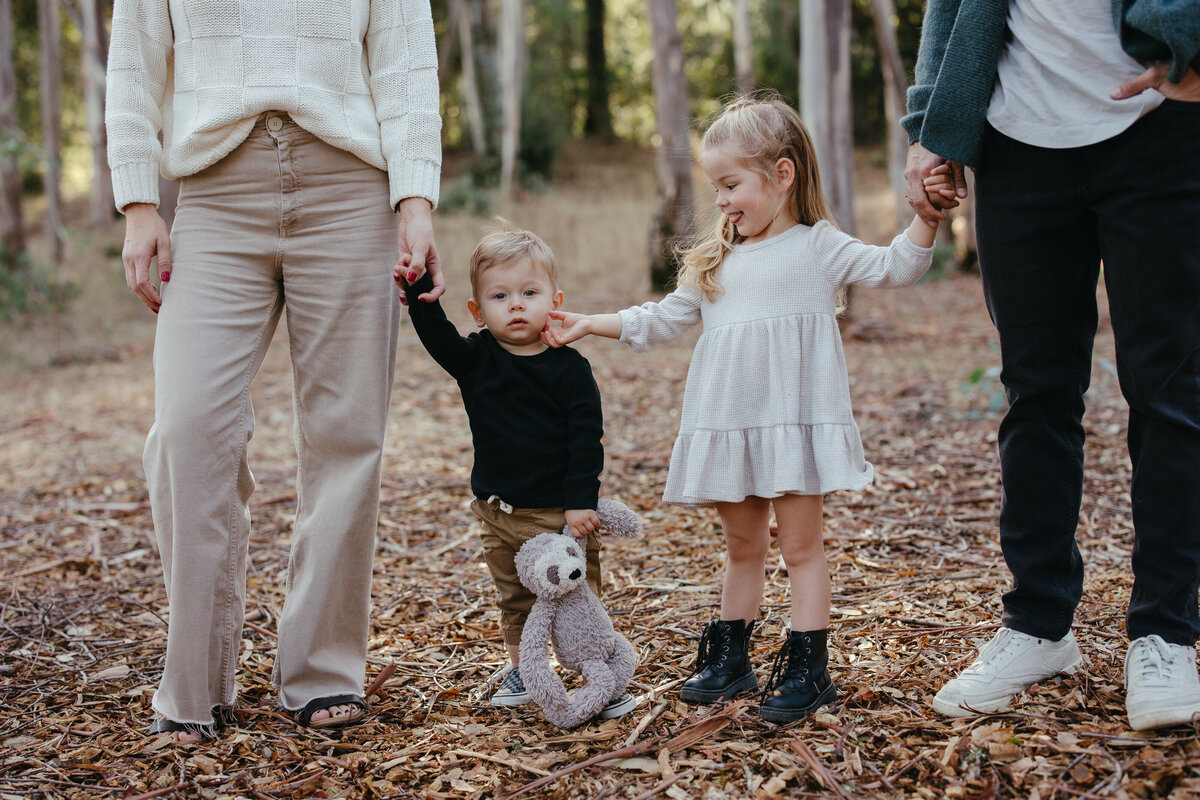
[
  {"x1": 772, "y1": 494, "x2": 829, "y2": 631},
  {"x1": 715, "y1": 497, "x2": 772, "y2": 621}
]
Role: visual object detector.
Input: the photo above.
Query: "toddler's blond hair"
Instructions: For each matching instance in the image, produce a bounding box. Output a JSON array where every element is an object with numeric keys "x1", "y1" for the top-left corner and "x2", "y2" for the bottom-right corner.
[{"x1": 469, "y1": 222, "x2": 559, "y2": 299}]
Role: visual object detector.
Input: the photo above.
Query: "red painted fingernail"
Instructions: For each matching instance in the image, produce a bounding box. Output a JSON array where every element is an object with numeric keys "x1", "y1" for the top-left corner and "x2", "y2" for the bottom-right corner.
[
  {"x1": 160, "y1": 272, "x2": 170, "y2": 282},
  {"x1": 407, "y1": 272, "x2": 416, "y2": 282}
]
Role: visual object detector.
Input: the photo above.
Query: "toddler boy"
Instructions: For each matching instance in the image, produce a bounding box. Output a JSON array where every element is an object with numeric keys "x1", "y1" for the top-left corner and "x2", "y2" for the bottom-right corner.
[{"x1": 401, "y1": 225, "x2": 634, "y2": 720}]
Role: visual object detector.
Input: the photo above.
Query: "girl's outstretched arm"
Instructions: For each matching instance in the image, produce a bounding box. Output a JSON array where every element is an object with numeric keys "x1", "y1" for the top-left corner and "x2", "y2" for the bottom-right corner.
[{"x1": 542, "y1": 311, "x2": 622, "y2": 348}]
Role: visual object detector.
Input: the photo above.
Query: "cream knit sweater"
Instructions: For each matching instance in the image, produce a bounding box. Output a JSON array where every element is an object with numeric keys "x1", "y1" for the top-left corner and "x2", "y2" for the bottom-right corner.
[{"x1": 106, "y1": 0, "x2": 441, "y2": 211}]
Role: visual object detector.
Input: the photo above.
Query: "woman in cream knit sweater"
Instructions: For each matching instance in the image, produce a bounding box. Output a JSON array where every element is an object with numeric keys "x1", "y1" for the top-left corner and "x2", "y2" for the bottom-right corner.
[{"x1": 106, "y1": 0, "x2": 442, "y2": 741}]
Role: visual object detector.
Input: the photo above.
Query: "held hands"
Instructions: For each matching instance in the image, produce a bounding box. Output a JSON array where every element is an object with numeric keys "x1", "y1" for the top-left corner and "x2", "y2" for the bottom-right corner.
[
  {"x1": 903, "y1": 65, "x2": 1200, "y2": 234},
  {"x1": 565, "y1": 508, "x2": 601, "y2": 538},
  {"x1": 394, "y1": 197, "x2": 443, "y2": 305},
  {"x1": 923, "y1": 164, "x2": 959, "y2": 203},
  {"x1": 904, "y1": 142, "x2": 966, "y2": 228},
  {"x1": 121, "y1": 203, "x2": 172, "y2": 313}
]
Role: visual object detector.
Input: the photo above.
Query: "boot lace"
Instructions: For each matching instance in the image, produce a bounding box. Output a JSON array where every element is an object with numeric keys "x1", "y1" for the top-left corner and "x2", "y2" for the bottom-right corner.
[
  {"x1": 761, "y1": 635, "x2": 809, "y2": 701},
  {"x1": 687, "y1": 622, "x2": 729, "y2": 678}
]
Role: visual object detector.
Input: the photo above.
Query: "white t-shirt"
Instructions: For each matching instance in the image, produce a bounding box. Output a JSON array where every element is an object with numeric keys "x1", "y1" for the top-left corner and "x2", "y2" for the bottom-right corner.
[{"x1": 986, "y1": 0, "x2": 1163, "y2": 147}]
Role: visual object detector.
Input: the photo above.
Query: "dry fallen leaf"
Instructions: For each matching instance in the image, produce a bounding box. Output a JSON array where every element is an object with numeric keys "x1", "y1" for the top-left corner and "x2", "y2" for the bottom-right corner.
[{"x1": 2, "y1": 240, "x2": 1193, "y2": 799}]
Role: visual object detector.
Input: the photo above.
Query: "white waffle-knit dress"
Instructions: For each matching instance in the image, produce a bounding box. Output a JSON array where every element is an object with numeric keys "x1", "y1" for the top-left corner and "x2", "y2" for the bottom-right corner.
[{"x1": 619, "y1": 221, "x2": 934, "y2": 505}]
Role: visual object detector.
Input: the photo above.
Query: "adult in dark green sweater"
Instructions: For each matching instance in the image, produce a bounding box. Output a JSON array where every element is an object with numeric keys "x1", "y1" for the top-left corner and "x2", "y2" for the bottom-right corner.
[{"x1": 902, "y1": 0, "x2": 1200, "y2": 731}]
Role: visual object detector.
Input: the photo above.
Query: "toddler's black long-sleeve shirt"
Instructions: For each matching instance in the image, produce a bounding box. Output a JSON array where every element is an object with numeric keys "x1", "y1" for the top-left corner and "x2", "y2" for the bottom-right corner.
[{"x1": 406, "y1": 279, "x2": 603, "y2": 510}]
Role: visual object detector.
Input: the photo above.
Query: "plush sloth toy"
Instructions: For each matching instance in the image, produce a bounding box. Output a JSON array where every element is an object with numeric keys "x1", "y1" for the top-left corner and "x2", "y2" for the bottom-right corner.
[{"x1": 514, "y1": 499, "x2": 641, "y2": 729}]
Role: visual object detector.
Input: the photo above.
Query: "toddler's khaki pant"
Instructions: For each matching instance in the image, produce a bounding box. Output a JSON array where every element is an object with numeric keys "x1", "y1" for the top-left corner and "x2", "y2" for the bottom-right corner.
[
  {"x1": 144, "y1": 114, "x2": 400, "y2": 726},
  {"x1": 471, "y1": 497, "x2": 603, "y2": 646}
]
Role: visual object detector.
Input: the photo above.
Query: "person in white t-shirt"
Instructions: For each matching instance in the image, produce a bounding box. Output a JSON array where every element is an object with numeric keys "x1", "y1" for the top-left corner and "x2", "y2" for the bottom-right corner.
[{"x1": 902, "y1": 0, "x2": 1200, "y2": 731}]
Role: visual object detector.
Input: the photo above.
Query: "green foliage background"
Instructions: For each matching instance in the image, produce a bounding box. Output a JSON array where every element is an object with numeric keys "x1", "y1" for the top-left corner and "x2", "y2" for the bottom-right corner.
[
  {"x1": 10, "y1": 1, "x2": 927, "y2": 191},
  {"x1": 434, "y1": 0, "x2": 926, "y2": 160}
]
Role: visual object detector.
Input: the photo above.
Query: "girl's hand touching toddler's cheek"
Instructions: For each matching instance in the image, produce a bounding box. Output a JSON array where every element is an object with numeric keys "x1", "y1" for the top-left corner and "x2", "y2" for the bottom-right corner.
[{"x1": 542, "y1": 310, "x2": 584, "y2": 347}]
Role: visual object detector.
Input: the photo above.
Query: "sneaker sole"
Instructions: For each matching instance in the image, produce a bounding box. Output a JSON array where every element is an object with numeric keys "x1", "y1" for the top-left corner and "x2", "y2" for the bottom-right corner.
[
  {"x1": 931, "y1": 693, "x2": 1014, "y2": 717},
  {"x1": 932, "y1": 654, "x2": 1084, "y2": 718},
  {"x1": 599, "y1": 694, "x2": 639, "y2": 720},
  {"x1": 759, "y1": 683, "x2": 838, "y2": 723},
  {"x1": 1127, "y1": 699, "x2": 1200, "y2": 731},
  {"x1": 491, "y1": 694, "x2": 532, "y2": 707},
  {"x1": 679, "y1": 673, "x2": 757, "y2": 705}
]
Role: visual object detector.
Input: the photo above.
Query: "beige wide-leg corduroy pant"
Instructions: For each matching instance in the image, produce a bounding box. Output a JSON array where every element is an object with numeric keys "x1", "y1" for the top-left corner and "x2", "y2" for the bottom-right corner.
[{"x1": 145, "y1": 113, "x2": 400, "y2": 728}]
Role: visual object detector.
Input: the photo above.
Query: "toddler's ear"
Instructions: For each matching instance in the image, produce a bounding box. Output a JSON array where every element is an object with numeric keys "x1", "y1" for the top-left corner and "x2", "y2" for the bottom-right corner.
[
  {"x1": 466, "y1": 298, "x2": 485, "y2": 327},
  {"x1": 552, "y1": 289, "x2": 564, "y2": 310}
]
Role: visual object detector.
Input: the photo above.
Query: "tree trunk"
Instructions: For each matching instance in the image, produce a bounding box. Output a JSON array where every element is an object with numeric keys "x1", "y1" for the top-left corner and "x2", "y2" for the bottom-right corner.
[
  {"x1": 583, "y1": 0, "x2": 612, "y2": 138},
  {"x1": 438, "y1": 0, "x2": 460, "y2": 83},
  {"x1": 455, "y1": 0, "x2": 486, "y2": 153},
  {"x1": 81, "y1": 0, "x2": 114, "y2": 226},
  {"x1": 0, "y1": 0, "x2": 25, "y2": 269},
  {"x1": 870, "y1": 0, "x2": 908, "y2": 234},
  {"x1": 647, "y1": 0, "x2": 693, "y2": 290},
  {"x1": 799, "y1": 0, "x2": 853, "y2": 236},
  {"x1": 38, "y1": 0, "x2": 66, "y2": 261},
  {"x1": 732, "y1": 0, "x2": 754, "y2": 95},
  {"x1": 498, "y1": 0, "x2": 525, "y2": 200}
]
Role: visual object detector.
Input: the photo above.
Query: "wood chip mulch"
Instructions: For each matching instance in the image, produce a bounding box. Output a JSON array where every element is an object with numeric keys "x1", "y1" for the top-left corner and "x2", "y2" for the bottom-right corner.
[{"x1": 3, "y1": 273, "x2": 1198, "y2": 799}]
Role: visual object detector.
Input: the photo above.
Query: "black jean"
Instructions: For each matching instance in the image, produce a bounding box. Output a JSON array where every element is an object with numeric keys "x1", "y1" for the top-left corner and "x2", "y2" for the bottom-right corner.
[{"x1": 974, "y1": 100, "x2": 1200, "y2": 646}]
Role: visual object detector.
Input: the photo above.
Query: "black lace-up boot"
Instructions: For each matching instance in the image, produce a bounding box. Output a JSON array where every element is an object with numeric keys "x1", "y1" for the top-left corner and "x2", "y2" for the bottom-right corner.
[
  {"x1": 759, "y1": 629, "x2": 837, "y2": 722},
  {"x1": 679, "y1": 619, "x2": 757, "y2": 704}
]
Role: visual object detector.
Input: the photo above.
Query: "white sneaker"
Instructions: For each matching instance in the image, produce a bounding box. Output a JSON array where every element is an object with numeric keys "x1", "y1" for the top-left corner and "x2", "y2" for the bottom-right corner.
[
  {"x1": 932, "y1": 628, "x2": 1083, "y2": 717},
  {"x1": 1125, "y1": 635, "x2": 1200, "y2": 731},
  {"x1": 598, "y1": 692, "x2": 638, "y2": 720},
  {"x1": 490, "y1": 666, "x2": 531, "y2": 706}
]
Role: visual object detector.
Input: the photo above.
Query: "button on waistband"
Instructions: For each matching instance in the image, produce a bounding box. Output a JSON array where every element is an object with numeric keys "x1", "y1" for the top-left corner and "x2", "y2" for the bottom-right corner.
[{"x1": 266, "y1": 115, "x2": 284, "y2": 132}]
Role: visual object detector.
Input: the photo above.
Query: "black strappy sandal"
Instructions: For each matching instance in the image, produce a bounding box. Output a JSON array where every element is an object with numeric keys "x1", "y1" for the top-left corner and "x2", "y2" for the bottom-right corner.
[
  {"x1": 147, "y1": 718, "x2": 212, "y2": 742},
  {"x1": 295, "y1": 693, "x2": 368, "y2": 729},
  {"x1": 147, "y1": 705, "x2": 233, "y2": 742}
]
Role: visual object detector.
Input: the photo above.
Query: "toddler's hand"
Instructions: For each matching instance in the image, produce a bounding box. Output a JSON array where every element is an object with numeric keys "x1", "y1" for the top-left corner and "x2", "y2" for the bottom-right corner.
[
  {"x1": 923, "y1": 163, "x2": 958, "y2": 202},
  {"x1": 396, "y1": 262, "x2": 437, "y2": 308},
  {"x1": 394, "y1": 255, "x2": 411, "y2": 306},
  {"x1": 565, "y1": 508, "x2": 601, "y2": 538},
  {"x1": 541, "y1": 310, "x2": 590, "y2": 348}
]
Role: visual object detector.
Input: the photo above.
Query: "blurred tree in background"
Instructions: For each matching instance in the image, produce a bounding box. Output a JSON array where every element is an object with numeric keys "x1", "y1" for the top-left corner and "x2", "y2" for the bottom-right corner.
[
  {"x1": 5, "y1": 1, "x2": 930, "y2": 197},
  {"x1": 433, "y1": 0, "x2": 927, "y2": 176},
  {"x1": 4, "y1": 1, "x2": 938, "y2": 281}
]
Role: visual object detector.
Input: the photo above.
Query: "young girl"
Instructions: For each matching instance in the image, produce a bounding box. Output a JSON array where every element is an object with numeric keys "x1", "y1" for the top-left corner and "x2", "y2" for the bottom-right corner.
[{"x1": 542, "y1": 95, "x2": 944, "y2": 722}]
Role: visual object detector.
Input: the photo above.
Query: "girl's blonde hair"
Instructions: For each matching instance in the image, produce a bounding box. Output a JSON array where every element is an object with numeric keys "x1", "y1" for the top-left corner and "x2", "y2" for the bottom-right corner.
[{"x1": 679, "y1": 94, "x2": 833, "y2": 301}]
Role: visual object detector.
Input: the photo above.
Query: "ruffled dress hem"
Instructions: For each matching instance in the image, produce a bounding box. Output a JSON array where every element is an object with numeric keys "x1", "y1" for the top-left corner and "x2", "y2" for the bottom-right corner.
[{"x1": 660, "y1": 423, "x2": 874, "y2": 505}]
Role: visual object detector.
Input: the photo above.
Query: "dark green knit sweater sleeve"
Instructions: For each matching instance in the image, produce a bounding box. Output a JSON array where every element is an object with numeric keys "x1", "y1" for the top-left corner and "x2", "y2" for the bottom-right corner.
[
  {"x1": 899, "y1": 0, "x2": 1010, "y2": 168},
  {"x1": 1117, "y1": 0, "x2": 1200, "y2": 83},
  {"x1": 901, "y1": 0, "x2": 963, "y2": 145}
]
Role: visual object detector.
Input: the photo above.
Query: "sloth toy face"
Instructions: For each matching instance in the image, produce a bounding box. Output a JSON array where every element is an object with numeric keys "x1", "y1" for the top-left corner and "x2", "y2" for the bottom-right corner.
[{"x1": 515, "y1": 533, "x2": 587, "y2": 600}]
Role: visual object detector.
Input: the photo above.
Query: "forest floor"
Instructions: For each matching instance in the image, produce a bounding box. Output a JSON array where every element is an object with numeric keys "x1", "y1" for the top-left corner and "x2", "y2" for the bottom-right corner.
[{"x1": 2, "y1": 142, "x2": 1197, "y2": 799}]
